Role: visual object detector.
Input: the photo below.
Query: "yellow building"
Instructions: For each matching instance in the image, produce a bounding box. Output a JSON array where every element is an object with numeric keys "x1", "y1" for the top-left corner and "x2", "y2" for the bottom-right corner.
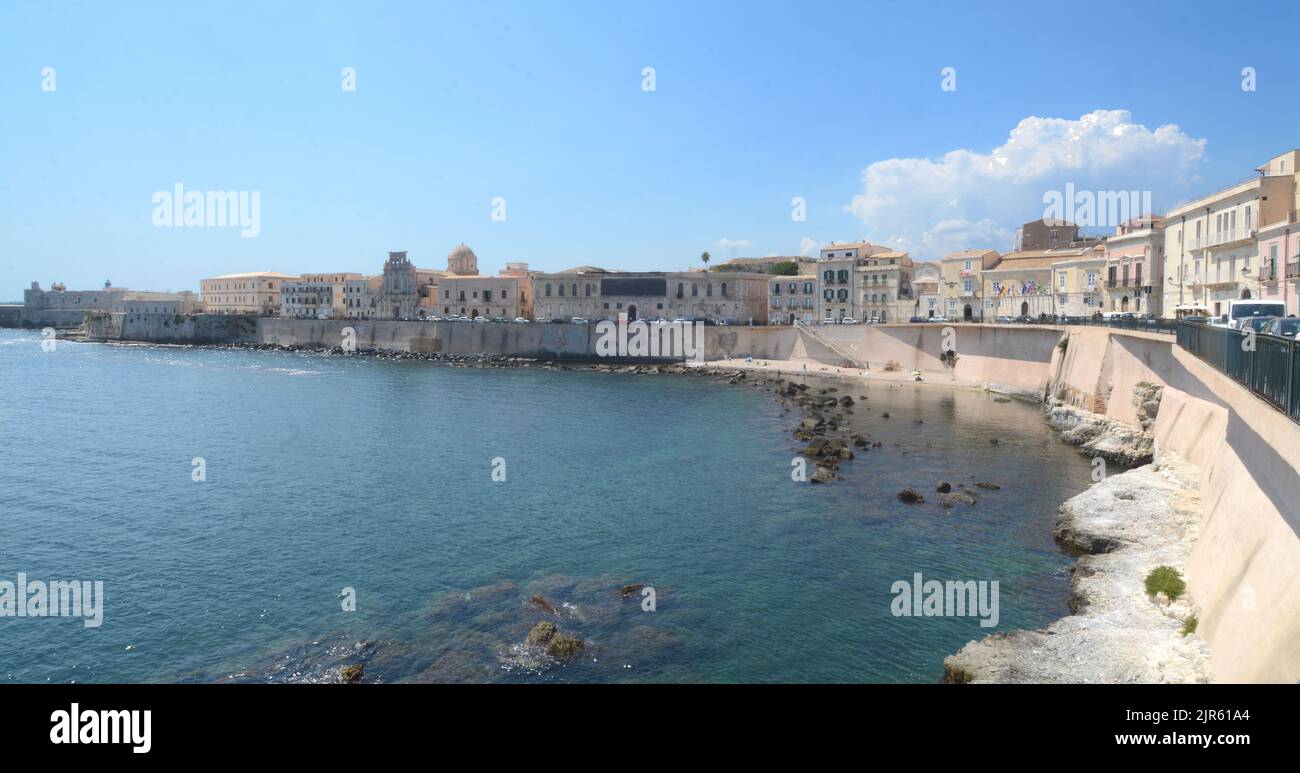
[
  {"x1": 940, "y1": 249, "x2": 999, "y2": 321},
  {"x1": 200, "y1": 271, "x2": 298, "y2": 315}
]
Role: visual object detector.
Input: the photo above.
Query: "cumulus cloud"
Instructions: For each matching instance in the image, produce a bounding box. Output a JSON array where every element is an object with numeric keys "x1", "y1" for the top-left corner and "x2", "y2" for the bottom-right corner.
[
  {"x1": 798, "y1": 237, "x2": 822, "y2": 257},
  {"x1": 847, "y1": 109, "x2": 1206, "y2": 258}
]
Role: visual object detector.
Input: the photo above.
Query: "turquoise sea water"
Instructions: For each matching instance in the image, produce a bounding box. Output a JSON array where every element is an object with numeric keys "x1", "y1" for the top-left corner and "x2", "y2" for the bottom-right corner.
[{"x1": 0, "y1": 329, "x2": 1092, "y2": 683}]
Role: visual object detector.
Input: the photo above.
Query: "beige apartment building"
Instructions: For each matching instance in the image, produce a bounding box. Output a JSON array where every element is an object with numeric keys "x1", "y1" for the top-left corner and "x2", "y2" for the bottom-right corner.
[
  {"x1": 983, "y1": 245, "x2": 1104, "y2": 319},
  {"x1": 1102, "y1": 216, "x2": 1164, "y2": 316},
  {"x1": 436, "y1": 263, "x2": 532, "y2": 319},
  {"x1": 1052, "y1": 251, "x2": 1107, "y2": 316},
  {"x1": 343, "y1": 276, "x2": 383, "y2": 320},
  {"x1": 201, "y1": 272, "x2": 298, "y2": 315},
  {"x1": 768, "y1": 275, "x2": 817, "y2": 324},
  {"x1": 858, "y1": 252, "x2": 915, "y2": 324},
  {"x1": 531, "y1": 268, "x2": 767, "y2": 323},
  {"x1": 816, "y1": 241, "x2": 890, "y2": 321},
  {"x1": 940, "y1": 249, "x2": 1000, "y2": 321},
  {"x1": 280, "y1": 272, "x2": 364, "y2": 319},
  {"x1": 1162, "y1": 150, "x2": 1298, "y2": 318}
]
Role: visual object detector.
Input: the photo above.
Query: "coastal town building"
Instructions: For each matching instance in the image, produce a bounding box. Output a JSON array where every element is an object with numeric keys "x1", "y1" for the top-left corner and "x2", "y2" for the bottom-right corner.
[
  {"x1": 814, "y1": 241, "x2": 916, "y2": 323},
  {"x1": 201, "y1": 272, "x2": 298, "y2": 316},
  {"x1": 280, "y1": 273, "x2": 364, "y2": 319},
  {"x1": 983, "y1": 245, "x2": 1104, "y2": 318},
  {"x1": 376, "y1": 251, "x2": 445, "y2": 320},
  {"x1": 1102, "y1": 216, "x2": 1164, "y2": 316},
  {"x1": 1161, "y1": 150, "x2": 1298, "y2": 318},
  {"x1": 858, "y1": 252, "x2": 915, "y2": 324},
  {"x1": 436, "y1": 262, "x2": 532, "y2": 319},
  {"x1": 910, "y1": 261, "x2": 941, "y2": 319},
  {"x1": 1015, "y1": 218, "x2": 1104, "y2": 251},
  {"x1": 768, "y1": 275, "x2": 817, "y2": 325},
  {"x1": 531, "y1": 268, "x2": 768, "y2": 323},
  {"x1": 940, "y1": 249, "x2": 1000, "y2": 321},
  {"x1": 343, "y1": 276, "x2": 383, "y2": 320},
  {"x1": 1052, "y1": 251, "x2": 1107, "y2": 317}
]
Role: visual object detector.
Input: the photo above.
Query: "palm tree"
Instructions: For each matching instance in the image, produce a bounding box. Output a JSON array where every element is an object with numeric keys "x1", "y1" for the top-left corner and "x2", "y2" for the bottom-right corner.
[{"x1": 701, "y1": 251, "x2": 711, "y2": 272}]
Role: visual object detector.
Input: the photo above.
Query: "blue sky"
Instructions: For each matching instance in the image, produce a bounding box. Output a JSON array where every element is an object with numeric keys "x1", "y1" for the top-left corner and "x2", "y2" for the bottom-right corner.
[{"x1": 1, "y1": 0, "x2": 1297, "y2": 296}]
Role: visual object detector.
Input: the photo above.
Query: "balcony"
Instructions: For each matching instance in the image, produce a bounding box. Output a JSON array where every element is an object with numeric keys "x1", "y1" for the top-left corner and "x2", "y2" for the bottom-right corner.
[{"x1": 1187, "y1": 228, "x2": 1255, "y2": 251}]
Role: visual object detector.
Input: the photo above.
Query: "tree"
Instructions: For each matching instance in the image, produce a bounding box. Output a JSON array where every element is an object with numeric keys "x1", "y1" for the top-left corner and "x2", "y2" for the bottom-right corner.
[
  {"x1": 771, "y1": 261, "x2": 799, "y2": 276},
  {"x1": 700, "y1": 251, "x2": 711, "y2": 272}
]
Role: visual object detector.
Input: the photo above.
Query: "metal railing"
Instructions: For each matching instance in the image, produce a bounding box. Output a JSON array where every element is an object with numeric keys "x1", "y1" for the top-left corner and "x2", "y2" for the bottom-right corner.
[
  {"x1": 983, "y1": 315, "x2": 1179, "y2": 334},
  {"x1": 1176, "y1": 320, "x2": 1300, "y2": 423},
  {"x1": 793, "y1": 319, "x2": 866, "y2": 368}
]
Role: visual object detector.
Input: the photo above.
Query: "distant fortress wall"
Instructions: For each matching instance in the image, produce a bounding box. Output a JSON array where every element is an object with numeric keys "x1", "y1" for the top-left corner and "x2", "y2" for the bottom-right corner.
[{"x1": 256, "y1": 318, "x2": 598, "y2": 358}]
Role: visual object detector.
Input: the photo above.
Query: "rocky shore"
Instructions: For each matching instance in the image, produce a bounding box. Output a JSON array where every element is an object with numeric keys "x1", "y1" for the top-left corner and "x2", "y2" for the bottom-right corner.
[
  {"x1": 943, "y1": 453, "x2": 1210, "y2": 683},
  {"x1": 941, "y1": 382, "x2": 1212, "y2": 683}
]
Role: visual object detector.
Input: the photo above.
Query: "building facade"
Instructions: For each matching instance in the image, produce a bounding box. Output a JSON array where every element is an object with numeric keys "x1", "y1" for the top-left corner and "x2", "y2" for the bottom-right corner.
[
  {"x1": 768, "y1": 275, "x2": 817, "y2": 324},
  {"x1": 1102, "y1": 216, "x2": 1164, "y2": 316},
  {"x1": 1052, "y1": 251, "x2": 1107, "y2": 316},
  {"x1": 531, "y1": 269, "x2": 767, "y2": 323},
  {"x1": 940, "y1": 249, "x2": 1000, "y2": 321},
  {"x1": 201, "y1": 272, "x2": 298, "y2": 315},
  {"x1": 983, "y1": 246, "x2": 1102, "y2": 318},
  {"x1": 1162, "y1": 151, "x2": 1298, "y2": 318}
]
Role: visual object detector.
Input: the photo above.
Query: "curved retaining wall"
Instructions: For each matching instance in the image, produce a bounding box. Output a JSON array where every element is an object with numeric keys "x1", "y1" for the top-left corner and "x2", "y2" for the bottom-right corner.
[{"x1": 713, "y1": 322, "x2": 1300, "y2": 682}]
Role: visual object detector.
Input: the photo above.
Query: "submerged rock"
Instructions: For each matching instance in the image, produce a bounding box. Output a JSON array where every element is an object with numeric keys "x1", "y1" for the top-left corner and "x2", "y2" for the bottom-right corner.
[
  {"x1": 530, "y1": 595, "x2": 559, "y2": 616},
  {"x1": 547, "y1": 634, "x2": 585, "y2": 659},
  {"x1": 897, "y1": 488, "x2": 924, "y2": 504},
  {"x1": 935, "y1": 481, "x2": 952, "y2": 493},
  {"x1": 339, "y1": 664, "x2": 364, "y2": 684},
  {"x1": 526, "y1": 621, "x2": 557, "y2": 646}
]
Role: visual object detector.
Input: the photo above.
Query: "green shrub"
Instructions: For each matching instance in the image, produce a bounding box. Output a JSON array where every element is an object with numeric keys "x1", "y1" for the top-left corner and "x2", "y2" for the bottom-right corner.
[
  {"x1": 1181, "y1": 616, "x2": 1198, "y2": 637},
  {"x1": 1144, "y1": 565, "x2": 1186, "y2": 601}
]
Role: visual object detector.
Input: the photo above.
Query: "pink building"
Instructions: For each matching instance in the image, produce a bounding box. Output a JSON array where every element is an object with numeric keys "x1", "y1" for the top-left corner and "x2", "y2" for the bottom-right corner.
[
  {"x1": 1256, "y1": 216, "x2": 1300, "y2": 314},
  {"x1": 1103, "y1": 215, "x2": 1164, "y2": 316}
]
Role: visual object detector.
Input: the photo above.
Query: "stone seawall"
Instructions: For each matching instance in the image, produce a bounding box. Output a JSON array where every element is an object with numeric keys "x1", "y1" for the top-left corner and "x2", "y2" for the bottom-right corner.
[{"x1": 710, "y1": 322, "x2": 1300, "y2": 682}]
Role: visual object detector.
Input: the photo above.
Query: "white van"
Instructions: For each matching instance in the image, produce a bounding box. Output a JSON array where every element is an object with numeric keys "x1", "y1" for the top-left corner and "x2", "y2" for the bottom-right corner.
[{"x1": 1225, "y1": 300, "x2": 1286, "y2": 330}]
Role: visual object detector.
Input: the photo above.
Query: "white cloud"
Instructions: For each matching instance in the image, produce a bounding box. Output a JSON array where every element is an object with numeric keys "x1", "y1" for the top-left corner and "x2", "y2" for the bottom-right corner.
[
  {"x1": 847, "y1": 109, "x2": 1206, "y2": 258},
  {"x1": 798, "y1": 237, "x2": 822, "y2": 257},
  {"x1": 714, "y1": 238, "x2": 753, "y2": 254}
]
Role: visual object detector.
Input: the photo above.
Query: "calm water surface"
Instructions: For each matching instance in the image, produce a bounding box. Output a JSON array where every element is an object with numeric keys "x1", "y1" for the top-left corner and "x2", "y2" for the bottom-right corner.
[{"x1": 0, "y1": 329, "x2": 1093, "y2": 682}]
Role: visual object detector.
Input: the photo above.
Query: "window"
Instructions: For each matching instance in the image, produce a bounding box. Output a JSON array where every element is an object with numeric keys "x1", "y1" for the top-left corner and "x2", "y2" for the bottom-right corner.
[
  {"x1": 545, "y1": 283, "x2": 552, "y2": 297},
  {"x1": 963, "y1": 278, "x2": 972, "y2": 293},
  {"x1": 773, "y1": 284, "x2": 781, "y2": 295},
  {"x1": 823, "y1": 270, "x2": 833, "y2": 283},
  {"x1": 964, "y1": 260, "x2": 972, "y2": 270},
  {"x1": 1058, "y1": 273, "x2": 1066, "y2": 290},
  {"x1": 691, "y1": 284, "x2": 698, "y2": 297},
  {"x1": 1086, "y1": 271, "x2": 1097, "y2": 289},
  {"x1": 720, "y1": 283, "x2": 727, "y2": 296}
]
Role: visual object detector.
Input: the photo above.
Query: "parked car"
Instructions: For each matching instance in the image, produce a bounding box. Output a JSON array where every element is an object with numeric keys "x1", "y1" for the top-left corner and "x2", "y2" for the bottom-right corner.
[
  {"x1": 1227, "y1": 300, "x2": 1286, "y2": 330},
  {"x1": 1264, "y1": 317, "x2": 1300, "y2": 339},
  {"x1": 840, "y1": 317, "x2": 859, "y2": 325},
  {"x1": 472, "y1": 316, "x2": 488, "y2": 323},
  {"x1": 426, "y1": 316, "x2": 443, "y2": 322},
  {"x1": 1244, "y1": 316, "x2": 1277, "y2": 334},
  {"x1": 513, "y1": 317, "x2": 530, "y2": 324},
  {"x1": 571, "y1": 317, "x2": 588, "y2": 325},
  {"x1": 672, "y1": 317, "x2": 691, "y2": 324},
  {"x1": 822, "y1": 318, "x2": 837, "y2": 325}
]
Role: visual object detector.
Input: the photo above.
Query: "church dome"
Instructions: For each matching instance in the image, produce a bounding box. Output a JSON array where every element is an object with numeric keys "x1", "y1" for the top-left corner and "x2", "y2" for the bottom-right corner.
[{"x1": 447, "y1": 243, "x2": 479, "y2": 275}]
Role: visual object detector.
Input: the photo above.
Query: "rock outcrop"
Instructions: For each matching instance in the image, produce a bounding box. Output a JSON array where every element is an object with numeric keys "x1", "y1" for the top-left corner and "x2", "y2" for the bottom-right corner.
[
  {"x1": 1047, "y1": 404, "x2": 1154, "y2": 467},
  {"x1": 943, "y1": 454, "x2": 1210, "y2": 683}
]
